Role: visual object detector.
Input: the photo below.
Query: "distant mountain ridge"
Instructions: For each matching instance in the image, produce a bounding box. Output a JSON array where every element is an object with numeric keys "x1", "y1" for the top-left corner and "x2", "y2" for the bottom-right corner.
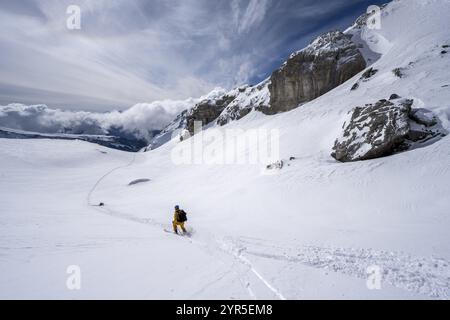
[{"x1": 0, "y1": 126, "x2": 151, "y2": 152}]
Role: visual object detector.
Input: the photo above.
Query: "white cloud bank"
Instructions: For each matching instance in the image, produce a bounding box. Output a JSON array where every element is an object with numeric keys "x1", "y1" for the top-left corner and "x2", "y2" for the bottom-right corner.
[
  {"x1": 0, "y1": 101, "x2": 191, "y2": 141},
  {"x1": 0, "y1": 88, "x2": 227, "y2": 141}
]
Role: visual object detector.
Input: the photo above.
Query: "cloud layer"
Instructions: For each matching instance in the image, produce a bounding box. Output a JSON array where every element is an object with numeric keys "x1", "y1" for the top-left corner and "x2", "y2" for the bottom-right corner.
[
  {"x1": 0, "y1": 100, "x2": 192, "y2": 141},
  {"x1": 0, "y1": 0, "x2": 385, "y2": 114},
  {"x1": 0, "y1": 88, "x2": 228, "y2": 141}
]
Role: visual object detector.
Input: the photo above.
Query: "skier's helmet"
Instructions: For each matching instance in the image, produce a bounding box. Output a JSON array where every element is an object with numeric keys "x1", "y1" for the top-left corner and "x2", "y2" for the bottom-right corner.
[{"x1": 175, "y1": 205, "x2": 180, "y2": 210}]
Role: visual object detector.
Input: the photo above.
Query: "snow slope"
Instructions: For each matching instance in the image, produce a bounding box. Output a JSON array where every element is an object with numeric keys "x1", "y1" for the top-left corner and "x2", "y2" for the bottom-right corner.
[{"x1": 1, "y1": 0, "x2": 450, "y2": 299}]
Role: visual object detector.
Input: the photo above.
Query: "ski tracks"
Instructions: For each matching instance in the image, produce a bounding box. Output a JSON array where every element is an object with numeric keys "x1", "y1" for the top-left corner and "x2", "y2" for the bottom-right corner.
[
  {"x1": 215, "y1": 236, "x2": 287, "y2": 300},
  {"x1": 86, "y1": 164, "x2": 287, "y2": 299},
  {"x1": 85, "y1": 152, "x2": 450, "y2": 299},
  {"x1": 91, "y1": 202, "x2": 287, "y2": 299},
  {"x1": 89, "y1": 200, "x2": 450, "y2": 299},
  {"x1": 235, "y1": 237, "x2": 450, "y2": 299},
  {"x1": 86, "y1": 152, "x2": 138, "y2": 207},
  {"x1": 89, "y1": 195, "x2": 450, "y2": 299}
]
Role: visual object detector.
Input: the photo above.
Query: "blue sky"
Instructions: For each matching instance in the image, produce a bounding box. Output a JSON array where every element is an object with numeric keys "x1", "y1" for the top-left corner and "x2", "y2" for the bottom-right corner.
[{"x1": 0, "y1": 0, "x2": 386, "y2": 111}]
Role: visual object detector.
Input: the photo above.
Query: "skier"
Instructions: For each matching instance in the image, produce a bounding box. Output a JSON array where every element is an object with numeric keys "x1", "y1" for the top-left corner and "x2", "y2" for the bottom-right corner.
[{"x1": 172, "y1": 205, "x2": 188, "y2": 234}]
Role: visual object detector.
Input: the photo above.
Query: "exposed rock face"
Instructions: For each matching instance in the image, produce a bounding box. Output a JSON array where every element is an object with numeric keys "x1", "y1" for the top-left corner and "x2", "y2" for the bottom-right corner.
[
  {"x1": 409, "y1": 108, "x2": 438, "y2": 127},
  {"x1": 351, "y1": 67, "x2": 378, "y2": 91},
  {"x1": 144, "y1": 109, "x2": 189, "y2": 151},
  {"x1": 351, "y1": 3, "x2": 387, "y2": 29},
  {"x1": 265, "y1": 157, "x2": 297, "y2": 171},
  {"x1": 393, "y1": 67, "x2": 405, "y2": 78},
  {"x1": 144, "y1": 89, "x2": 231, "y2": 151},
  {"x1": 146, "y1": 81, "x2": 271, "y2": 151},
  {"x1": 217, "y1": 80, "x2": 270, "y2": 126},
  {"x1": 332, "y1": 97, "x2": 447, "y2": 162},
  {"x1": 266, "y1": 160, "x2": 284, "y2": 170},
  {"x1": 268, "y1": 31, "x2": 366, "y2": 114},
  {"x1": 332, "y1": 99, "x2": 412, "y2": 162},
  {"x1": 360, "y1": 67, "x2": 378, "y2": 80},
  {"x1": 185, "y1": 94, "x2": 236, "y2": 135}
]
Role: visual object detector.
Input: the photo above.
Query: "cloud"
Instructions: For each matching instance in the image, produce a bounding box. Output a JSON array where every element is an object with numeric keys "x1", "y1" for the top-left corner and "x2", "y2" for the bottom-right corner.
[
  {"x1": 0, "y1": 99, "x2": 195, "y2": 141},
  {"x1": 0, "y1": 87, "x2": 228, "y2": 141},
  {"x1": 0, "y1": 0, "x2": 386, "y2": 116},
  {"x1": 236, "y1": 0, "x2": 271, "y2": 34}
]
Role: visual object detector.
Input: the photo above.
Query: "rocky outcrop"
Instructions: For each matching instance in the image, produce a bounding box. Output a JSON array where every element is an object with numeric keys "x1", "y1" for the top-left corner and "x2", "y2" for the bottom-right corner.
[
  {"x1": 144, "y1": 89, "x2": 233, "y2": 151},
  {"x1": 217, "y1": 80, "x2": 270, "y2": 126},
  {"x1": 393, "y1": 67, "x2": 405, "y2": 78},
  {"x1": 351, "y1": 67, "x2": 378, "y2": 91},
  {"x1": 268, "y1": 31, "x2": 366, "y2": 114},
  {"x1": 185, "y1": 94, "x2": 236, "y2": 135},
  {"x1": 332, "y1": 96, "x2": 447, "y2": 162},
  {"x1": 266, "y1": 157, "x2": 297, "y2": 171},
  {"x1": 146, "y1": 87, "x2": 263, "y2": 150}
]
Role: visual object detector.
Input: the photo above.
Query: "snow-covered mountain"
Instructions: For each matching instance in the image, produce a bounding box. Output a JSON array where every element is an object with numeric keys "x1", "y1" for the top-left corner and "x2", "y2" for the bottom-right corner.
[
  {"x1": 144, "y1": 3, "x2": 389, "y2": 151},
  {"x1": 1, "y1": 0, "x2": 450, "y2": 299},
  {"x1": 145, "y1": 82, "x2": 271, "y2": 150}
]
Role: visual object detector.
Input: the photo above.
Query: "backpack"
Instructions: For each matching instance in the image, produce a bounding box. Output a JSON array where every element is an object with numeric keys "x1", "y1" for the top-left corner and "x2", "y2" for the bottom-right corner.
[{"x1": 177, "y1": 210, "x2": 187, "y2": 222}]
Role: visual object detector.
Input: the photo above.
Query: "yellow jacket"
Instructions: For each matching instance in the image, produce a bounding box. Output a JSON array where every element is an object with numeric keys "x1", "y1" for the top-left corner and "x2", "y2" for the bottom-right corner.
[{"x1": 173, "y1": 210, "x2": 182, "y2": 223}]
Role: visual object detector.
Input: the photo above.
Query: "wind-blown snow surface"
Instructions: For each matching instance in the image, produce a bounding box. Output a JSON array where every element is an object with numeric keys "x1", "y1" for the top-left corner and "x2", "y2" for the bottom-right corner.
[{"x1": 1, "y1": 0, "x2": 450, "y2": 299}]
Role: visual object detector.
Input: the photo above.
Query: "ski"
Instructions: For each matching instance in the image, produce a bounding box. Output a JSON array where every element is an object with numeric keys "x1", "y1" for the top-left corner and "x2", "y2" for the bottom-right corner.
[{"x1": 163, "y1": 228, "x2": 192, "y2": 237}]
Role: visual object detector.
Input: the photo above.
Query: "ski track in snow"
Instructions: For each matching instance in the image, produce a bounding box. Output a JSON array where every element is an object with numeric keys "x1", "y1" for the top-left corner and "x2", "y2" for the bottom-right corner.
[
  {"x1": 91, "y1": 203, "x2": 285, "y2": 299},
  {"x1": 86, "y1": 152, "x2": 138, "y2": 207},
  {"x1": 85, "y1": 154, "x2": 450, "y2": 300},
  {"x1": 90, "y1": 196, "x2": 450, "y2": 299},
  {"x1": 215, "y1": 236, "x2": 286, "y2": 300},
  {"x1": 90, "y1": 194, "x2": 450, "y2": 300},
  {"x1": 81, "y1": 3, "x2": 450, "y2": 295},
  {"x1": 235, "y1": 237, "x2": 450, "y2": 299},
  {"x1": 85, "y1": 152, "x2": 286, "y2": 299}
]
